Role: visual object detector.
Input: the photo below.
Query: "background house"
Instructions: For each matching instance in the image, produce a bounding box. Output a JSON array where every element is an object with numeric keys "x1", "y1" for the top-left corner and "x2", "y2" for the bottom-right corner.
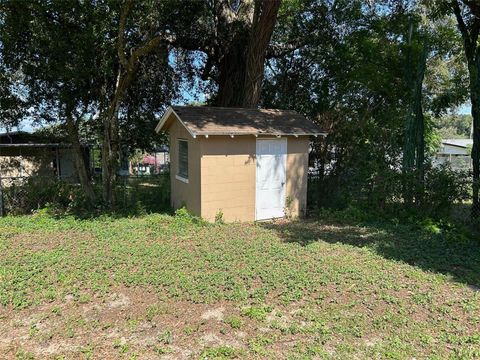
[
  {"x1": 433, "y1": 138, "x2": 473, "y2": 170},
  {"x1": 156, "y1": 106, "x2": 324, "y2": 222},
  {"x1": 0, "y1": 131, "x2": 91, "y2": 180}
]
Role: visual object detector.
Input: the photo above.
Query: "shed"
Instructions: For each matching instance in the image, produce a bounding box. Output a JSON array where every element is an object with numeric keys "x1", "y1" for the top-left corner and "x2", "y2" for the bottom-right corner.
[{"x1": 155, "y1": 106, "x2": 324, "y2": 222}]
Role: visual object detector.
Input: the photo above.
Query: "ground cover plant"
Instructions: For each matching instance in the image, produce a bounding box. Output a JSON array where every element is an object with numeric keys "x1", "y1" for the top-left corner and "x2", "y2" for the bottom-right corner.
[{"x1": 0, "y1": 210, "x2": 479, "y2": 359}]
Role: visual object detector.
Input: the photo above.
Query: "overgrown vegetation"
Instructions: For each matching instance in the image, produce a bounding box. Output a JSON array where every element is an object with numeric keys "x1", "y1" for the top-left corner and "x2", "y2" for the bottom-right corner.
[
  {"x1": 1, "y1": 0, "x2": 479, "y2": 218},
  {"x1": 0, "y1": 175, "x2": 171, "y2": 217},
  {"x1": 308, "y1": 163, "x2": 472, "y2": 222},
  {"x1": 0, "y1": 212, "x2": 479, "y2": 358}
]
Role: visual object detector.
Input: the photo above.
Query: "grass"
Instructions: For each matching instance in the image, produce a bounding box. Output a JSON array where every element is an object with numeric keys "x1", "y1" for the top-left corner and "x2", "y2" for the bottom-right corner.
[{"x1": 0, "y1": 210, "x2": 479, "y2": 358}]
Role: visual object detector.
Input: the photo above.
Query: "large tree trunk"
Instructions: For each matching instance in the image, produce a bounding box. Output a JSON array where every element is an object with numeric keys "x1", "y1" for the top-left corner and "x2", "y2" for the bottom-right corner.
[
  {"x1": 242, "y1": 0, "x2": 282, "y2": 107},
  {"x1": 216, "y1": 34, "x2": 249, "y2": 107},
  {"x1": 402, "y1": 23, "x2": 427, "y2": 207},
  {"x1": 453, "y1": 1, "x2": 480, "y2": 219},
  {"x1": 469, "y1": 59, "x2": 480, "y2": 218},
  {"x1": 215, "y1": 0, "x2": 281, "y2": 108},
  {"x1": 65, "y1": 112, "x2": 96, "y2": 204}
]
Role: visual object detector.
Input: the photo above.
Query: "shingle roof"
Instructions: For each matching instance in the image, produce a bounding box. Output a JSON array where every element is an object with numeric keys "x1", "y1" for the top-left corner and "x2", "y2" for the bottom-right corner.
[{"x1": 155, "y1": 106, "x2": 325, "y2": 137}]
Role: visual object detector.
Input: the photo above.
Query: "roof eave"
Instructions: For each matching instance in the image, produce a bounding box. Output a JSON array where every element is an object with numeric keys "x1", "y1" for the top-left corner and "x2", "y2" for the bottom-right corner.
[
  {"x1": 155, "y1": 106, "x2": 198, "y2": 139},
  {"x1": 442, "y1": 142, "x2": 471, "y2": 149},
  {"x1": 194, "y1": 132, "x2": 327, "y2": 137},
  {"x1": 0, "y1": 143, "x2": 77, "y2": 148},
  {"x1": 155, "y1": 106, "x2": 175, "y2": 133}
]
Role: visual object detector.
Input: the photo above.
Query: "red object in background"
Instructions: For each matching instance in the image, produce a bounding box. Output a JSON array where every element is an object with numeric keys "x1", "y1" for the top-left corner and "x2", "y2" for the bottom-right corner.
[{"x1": 142, "y1": 155, "x2": 156, "y2": 165}]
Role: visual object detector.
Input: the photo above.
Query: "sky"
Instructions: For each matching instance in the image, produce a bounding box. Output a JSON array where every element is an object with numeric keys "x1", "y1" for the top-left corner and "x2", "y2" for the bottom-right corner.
[
  {"x1": 0, "y1": 96, "x2": 473, "y2": 134},
  {"x1": 0, "y1": 88, "x2": 204, "y2": 134},
  {"x1": 459, "y1": 103, "x2": 471, "y2": 115}
]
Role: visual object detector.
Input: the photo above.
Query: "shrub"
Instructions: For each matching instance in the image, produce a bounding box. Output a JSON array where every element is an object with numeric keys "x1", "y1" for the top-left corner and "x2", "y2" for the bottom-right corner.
[
  {"x1": 1, "y1": 174, "x2": 173, "y2": 217},
  {"x1": 309, "y1": 162, "x2": 471, "y2": 222},
  {"x1": 423, "y1": 165, "x2": 470, "y2": 218},
  {"x1": 214, "y1": 209, "x2": 224, "y2": 224},
  {"x1": 1, "y1": 177, "x2": 84, "y2": 215},
  {"x1": 173, "y1": 207, "x2": 206, "y2": 226}
]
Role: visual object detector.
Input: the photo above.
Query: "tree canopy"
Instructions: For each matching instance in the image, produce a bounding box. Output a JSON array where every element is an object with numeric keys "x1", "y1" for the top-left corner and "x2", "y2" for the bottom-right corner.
[{"x1": 0, "y1": 0, "x2": 477, "y2": 217}]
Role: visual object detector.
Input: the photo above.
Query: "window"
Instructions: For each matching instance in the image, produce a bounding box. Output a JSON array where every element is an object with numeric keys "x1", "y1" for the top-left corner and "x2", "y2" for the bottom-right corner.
[{"x1": 177, "y1": 139, "x2": 188, "y2": 180}]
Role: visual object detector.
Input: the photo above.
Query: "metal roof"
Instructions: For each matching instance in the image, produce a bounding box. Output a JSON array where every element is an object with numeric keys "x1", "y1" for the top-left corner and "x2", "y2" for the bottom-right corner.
[{"x1": 442, "y1": 139, "x2": 473, "y2": 148}]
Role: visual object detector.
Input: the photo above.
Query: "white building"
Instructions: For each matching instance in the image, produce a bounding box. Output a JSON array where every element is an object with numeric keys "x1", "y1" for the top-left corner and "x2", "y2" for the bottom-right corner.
[{"x1": 434, "y1": 139, "x2": 473, "y2": 170}]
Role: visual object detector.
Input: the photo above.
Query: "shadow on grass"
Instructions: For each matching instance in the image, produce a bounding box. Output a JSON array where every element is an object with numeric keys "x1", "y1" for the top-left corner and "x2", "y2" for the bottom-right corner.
[{"x1": 262, "y1": 218, "x2": 480, "y2": 289}]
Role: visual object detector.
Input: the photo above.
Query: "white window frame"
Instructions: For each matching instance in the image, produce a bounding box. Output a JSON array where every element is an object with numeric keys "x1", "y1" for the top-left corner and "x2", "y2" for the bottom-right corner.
[{"x1": 176, "y1": 139, "x2": 189, "y2": 183}]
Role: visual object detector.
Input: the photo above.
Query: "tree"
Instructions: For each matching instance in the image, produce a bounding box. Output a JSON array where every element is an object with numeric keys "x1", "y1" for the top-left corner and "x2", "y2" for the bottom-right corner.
[
  {"x1": 100, "y1": 0, "x2": 169, "y2": 205},
  {"x1": 450, "y1": 0, "x2": 480, "y2": 217},
  {"x1": 0, "y1": 0, "x2": 178, "y2": 207},
  {"x1": 100, "y1": 0, "x2": 285, "y2": 203},
  {"x1": 262, "y1": 0, "x2": 464, "y2": 211},
  {"x1": 434, "y1": 114, "x2": 472, "y2": 138},
  {"x1": 0, "y1": 0, "x2": 100, "y2": 203},
  {"x1": 167, "y1": 0, "x2": 282, "y2": 108},
  {"x1": 0, "y1": 69, "x2": 26, "y2": 131}
]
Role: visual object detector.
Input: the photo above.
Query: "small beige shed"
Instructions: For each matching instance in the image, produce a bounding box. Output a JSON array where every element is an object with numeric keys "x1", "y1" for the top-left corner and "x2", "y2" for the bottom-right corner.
[{"x1": 155, "y1": 106, "x2": 324, "y2": 222}]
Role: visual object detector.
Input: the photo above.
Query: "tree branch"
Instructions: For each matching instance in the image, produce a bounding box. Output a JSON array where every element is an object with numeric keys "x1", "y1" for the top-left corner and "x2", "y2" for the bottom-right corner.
[
  {"x1": 462, "y1": 0, "x2": 480, "y2": 17},
  {"x1": 266, "y1": 41, "x2": 306, "y2": 59},
  {"x1": 129, "y1": 36, "x2": 163, "y2": 66},
  {"x1": 453, "y1": 0, "x2": 473, "y2": 57},
  {"x1": 117, "y1": 0, "x2": 134, "y2": 68}
]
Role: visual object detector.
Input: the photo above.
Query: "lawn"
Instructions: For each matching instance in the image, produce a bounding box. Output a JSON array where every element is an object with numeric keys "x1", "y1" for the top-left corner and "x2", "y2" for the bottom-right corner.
[{"x1": 0, "y1": 211, "x2": 479, "y2": 359}]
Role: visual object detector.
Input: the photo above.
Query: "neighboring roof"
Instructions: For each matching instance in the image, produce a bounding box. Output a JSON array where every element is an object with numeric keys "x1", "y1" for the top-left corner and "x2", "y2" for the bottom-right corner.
[
  {"x1": 442, "y1": 139, "x2": 473, "y2": 149},
  {"x1": 155, "y1": 106, "x2": 325, "y2": 137},
  {"x1": 0, "y1": 131, "x2": 38, "y2": 144},
  {"x1": 0, "y1": 131, "x2": 87, "y2": 149}
]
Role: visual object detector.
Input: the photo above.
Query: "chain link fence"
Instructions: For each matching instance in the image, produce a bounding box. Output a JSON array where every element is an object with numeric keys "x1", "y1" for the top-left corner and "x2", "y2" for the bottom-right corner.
[
  {"x1": 0, "y1": 174, "x2": 171, "y2": 216},
  {"x1": 307, "y1": 167, "x2": 480, "y2": 223},
  {"x1": 0, "y1": 176, "x2": 68, "y2": 216},
  {"x1": 0, "y1": 168, "x2": 478, "y2": 221}
]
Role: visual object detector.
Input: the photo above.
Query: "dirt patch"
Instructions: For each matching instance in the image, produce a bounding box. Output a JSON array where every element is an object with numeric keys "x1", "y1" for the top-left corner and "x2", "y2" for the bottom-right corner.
[
  {"x1": 107, "y1": 293, "x2": 131, "y2": 309},
  {"x1": 201, "y1": 307, "x2": 225, "y2": 321},
  {"x1": 0, "y1": 287, "x2": 262, "y2": 359}
]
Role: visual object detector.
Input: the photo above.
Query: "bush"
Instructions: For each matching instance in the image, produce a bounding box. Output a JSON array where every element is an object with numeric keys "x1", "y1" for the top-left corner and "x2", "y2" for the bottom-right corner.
[
  {"x1": 423, "y1": 165, "x2": 470, "y2": 218},
  {"x1": 1, "y1": 174, "x2": 172, "y2": 217},
  {"x1": 309, "y1": 162, "x2": 471, "y2": 222},
  {"x1": 1, "y1": 177, "x2": 84, "y2": 215}
]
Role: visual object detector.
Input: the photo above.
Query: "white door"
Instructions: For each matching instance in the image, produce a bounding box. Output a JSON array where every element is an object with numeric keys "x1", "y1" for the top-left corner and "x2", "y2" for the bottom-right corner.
[{"x1": 256, "y1": 138, "x2": 287, "y2": 220}]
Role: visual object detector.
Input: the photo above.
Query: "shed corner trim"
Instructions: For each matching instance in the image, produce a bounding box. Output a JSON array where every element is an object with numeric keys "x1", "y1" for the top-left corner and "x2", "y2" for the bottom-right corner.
[{"x1": 155, "y1": 106, "x2": 197, "y2": 140}]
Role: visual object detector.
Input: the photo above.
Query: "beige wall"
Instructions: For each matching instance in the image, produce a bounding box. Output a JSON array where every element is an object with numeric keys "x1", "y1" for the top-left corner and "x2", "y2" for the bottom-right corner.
[
  {"x1": 0, "y1": 148, "x2": 56, "y2": 178},
  {"x1": 199, "y1": 135, "x2": 309, "y2": 222},
  {"x1": 0, "y1": 148, "x2": 85, "y2": 180},
  {"x1": 286, "y1": 137, "x2": 309, "y2": 218},
  {"x1": 168, "y1": 119, "x2": 201, "y2": 216},
  {"x1": 199, "y1": 136, "x2": 256, "y2": 222}
]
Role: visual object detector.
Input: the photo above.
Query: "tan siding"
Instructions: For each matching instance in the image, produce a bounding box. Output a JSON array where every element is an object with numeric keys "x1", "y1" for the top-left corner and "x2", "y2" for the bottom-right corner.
[
  {"x1": 286, "y1": 137, "x2": 309, "y2": 218},
  {"x1": 200, "y1": 136, "x2": 256, "y2": 222},
  {"x1": 0, "y1": 148, "x2": 56, "y2": 177},
  {"x1": 168, "y1": 118, "x2": 201, "y2": 216},
  {"x1": 198, "y1": 136, "x2": 309, "y2": 222}
]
